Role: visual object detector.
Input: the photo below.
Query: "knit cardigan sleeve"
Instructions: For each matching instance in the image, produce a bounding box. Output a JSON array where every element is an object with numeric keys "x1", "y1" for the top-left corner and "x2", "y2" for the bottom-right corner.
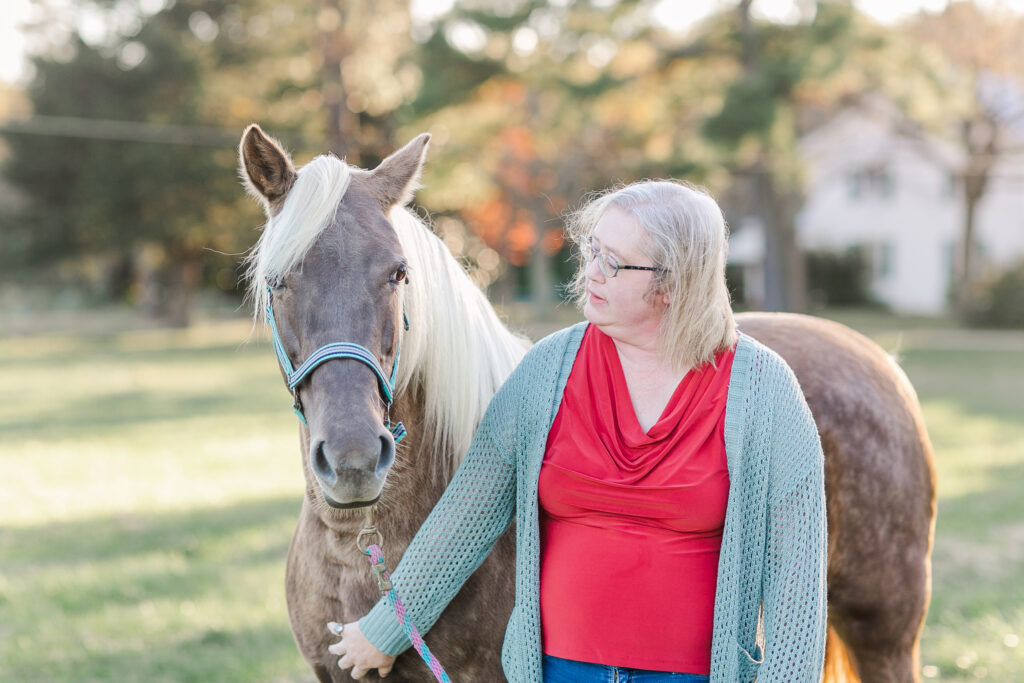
[
  {"x1": 356, "y1": 343, "x2": 534, "y2": 655},
  {"x1": 759, "y1": 357, "x2": 828, "y2": 680}
]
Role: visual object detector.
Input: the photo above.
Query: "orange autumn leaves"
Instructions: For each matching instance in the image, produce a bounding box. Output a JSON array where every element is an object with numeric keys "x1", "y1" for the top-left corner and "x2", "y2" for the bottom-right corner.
[{"x1": 465, "y1": 124, "x2": 567, "y2": 267}]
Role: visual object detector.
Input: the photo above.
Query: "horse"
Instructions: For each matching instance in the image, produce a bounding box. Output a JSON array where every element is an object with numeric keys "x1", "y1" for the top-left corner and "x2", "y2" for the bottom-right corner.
[
  {"x1": 238, "y1": 125, "x2": 936, "y2": 682},
  {"x1": 735, "y1": 314, "x2": 936, "y2": 682}
]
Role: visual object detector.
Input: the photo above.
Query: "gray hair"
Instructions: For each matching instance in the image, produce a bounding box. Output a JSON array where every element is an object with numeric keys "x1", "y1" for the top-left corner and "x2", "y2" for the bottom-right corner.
[{"x1": 565, "y1": 179, "x2": 738, "y2": 371}]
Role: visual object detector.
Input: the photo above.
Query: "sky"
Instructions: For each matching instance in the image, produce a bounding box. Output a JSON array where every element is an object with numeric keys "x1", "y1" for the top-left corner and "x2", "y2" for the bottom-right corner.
[{"x1": 2, "y1": 0, "x2": 1024, "y2": 85}]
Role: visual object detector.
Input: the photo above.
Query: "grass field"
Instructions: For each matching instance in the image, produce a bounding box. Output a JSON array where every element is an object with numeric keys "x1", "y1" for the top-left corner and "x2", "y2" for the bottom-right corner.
[{"x1": 1, "y1": 309, "x2": 1022, "y2": 681}]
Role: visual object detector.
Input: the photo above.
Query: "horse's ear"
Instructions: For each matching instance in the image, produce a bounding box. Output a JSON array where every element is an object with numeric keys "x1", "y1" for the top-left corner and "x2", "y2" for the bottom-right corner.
[
  {"x1": 368, "y1": 133, "x2": 431, "y2": 209},
  {"x1": 239, "y1": 124, "x2": 297, "y2": 213}
]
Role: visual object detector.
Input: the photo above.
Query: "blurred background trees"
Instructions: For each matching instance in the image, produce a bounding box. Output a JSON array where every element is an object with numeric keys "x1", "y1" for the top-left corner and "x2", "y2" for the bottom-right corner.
[{"x1": 1, "y1": 0, "x2": 1023, "y2": 326}]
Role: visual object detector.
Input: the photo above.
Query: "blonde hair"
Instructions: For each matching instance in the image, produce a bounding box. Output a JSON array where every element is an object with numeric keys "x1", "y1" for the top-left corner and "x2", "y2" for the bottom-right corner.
[{"x1": 565, "y1": 179, "x2": 738, "y2": 371}]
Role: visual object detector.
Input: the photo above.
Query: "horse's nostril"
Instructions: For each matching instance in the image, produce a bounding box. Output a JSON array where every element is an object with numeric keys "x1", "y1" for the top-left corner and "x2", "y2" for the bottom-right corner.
[
  {"x1": 311, "y1": 440, "x2": 336, "y2": 486},
  {"x1": 376, "y1": 435, "x2": 395, "y2": 477}
]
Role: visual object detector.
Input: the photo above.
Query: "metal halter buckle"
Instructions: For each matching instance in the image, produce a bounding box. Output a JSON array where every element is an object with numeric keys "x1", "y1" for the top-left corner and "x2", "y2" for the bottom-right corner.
[{"x1": 356, "y1": 525, "x2": 383, "y2": 554}]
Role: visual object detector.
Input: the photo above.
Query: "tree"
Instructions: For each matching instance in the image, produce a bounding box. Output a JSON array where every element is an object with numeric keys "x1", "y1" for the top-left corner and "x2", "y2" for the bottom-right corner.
[
  {"x1": 2, "y1": 1, "x2": 268, "y2": 324},
  {"x1": 905, "y1": 1, "x2": 1024, "y2": 314},
  {"x1": 1, "y1": 0, "x2": 427, "y2": 324},
  {"x1": 696, "y1": 1, "x2": 878, "y2": 312},
  {"x1": 401, "y1": 0, "x2": 727, "y2": 310}
]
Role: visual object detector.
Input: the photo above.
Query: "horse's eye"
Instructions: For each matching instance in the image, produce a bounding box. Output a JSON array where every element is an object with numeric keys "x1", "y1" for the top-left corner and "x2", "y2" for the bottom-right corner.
[
  {"x1": 390, "y1": 265, "x2": 408, "y2": 285},
  {"x1": 267, "y1": 276, "x2": 285, "y2": 290}
]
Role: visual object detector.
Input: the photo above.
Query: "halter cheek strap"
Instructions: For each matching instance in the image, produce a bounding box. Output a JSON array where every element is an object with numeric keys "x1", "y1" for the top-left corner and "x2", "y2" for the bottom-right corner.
[{"x1": 265, "y1": 285, "x2": 406, "y2": 443}]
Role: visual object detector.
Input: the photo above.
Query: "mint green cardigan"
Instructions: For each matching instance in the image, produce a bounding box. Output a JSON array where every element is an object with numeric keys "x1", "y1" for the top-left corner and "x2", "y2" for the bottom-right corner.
[{"x1": 360, "y1": 323, "x2": 827, "y2": 682}]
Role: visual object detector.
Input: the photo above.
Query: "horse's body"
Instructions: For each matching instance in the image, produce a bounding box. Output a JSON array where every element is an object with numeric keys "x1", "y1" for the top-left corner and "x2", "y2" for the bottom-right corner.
[
  {"x1": 738, "y1": 313, "x2": 937, "y2": 682},
  {"x1": 239, "y1": 127, "x2": 936, "y2": 682}
]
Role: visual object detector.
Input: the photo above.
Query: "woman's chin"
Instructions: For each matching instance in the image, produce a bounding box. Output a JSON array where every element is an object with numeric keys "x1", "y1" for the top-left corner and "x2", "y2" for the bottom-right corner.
[{"x1": 582, "y1": 304, "x2": 606, "y2": 326}]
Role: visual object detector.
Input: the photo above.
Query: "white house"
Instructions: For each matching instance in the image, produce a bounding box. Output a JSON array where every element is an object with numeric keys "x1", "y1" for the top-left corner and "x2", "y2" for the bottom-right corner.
[{"x1": 729, "y1": 96, "x2": 1024, "y2": 314}]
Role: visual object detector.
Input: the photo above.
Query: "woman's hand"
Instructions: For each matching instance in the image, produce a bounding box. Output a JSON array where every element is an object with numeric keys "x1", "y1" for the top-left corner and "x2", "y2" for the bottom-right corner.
[{"x1": 327, "y1": 621, "x2": 396, "y2": 679}]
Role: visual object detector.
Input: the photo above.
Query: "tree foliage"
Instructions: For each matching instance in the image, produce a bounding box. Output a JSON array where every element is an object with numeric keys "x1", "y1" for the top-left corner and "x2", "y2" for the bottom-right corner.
[{"x1": 2, "y1": 0, "x2": 1020, "y2": 322}]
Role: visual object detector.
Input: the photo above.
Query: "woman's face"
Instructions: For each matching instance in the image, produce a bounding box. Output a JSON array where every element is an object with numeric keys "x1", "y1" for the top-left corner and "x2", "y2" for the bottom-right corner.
[{"x1": 582, "y1": 206, "x2": 669, "y2": 344}]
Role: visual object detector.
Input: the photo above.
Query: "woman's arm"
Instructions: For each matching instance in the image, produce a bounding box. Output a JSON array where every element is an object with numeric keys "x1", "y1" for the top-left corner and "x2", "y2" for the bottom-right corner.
[
  {"x1": 356, "y1": 410, "x2": 518, "y2": 653},
  {"x1": 759, "y1": 364, "x2": 828, "y2": 681},
  {"x1": 336, "y1": 350, "x2": 527, "y2": 672}
]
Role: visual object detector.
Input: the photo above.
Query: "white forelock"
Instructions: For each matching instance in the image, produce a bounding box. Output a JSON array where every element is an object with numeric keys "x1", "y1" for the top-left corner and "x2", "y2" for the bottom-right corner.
[{"x1": 246, "y1": 154, "x2": 351, "y2": 321}]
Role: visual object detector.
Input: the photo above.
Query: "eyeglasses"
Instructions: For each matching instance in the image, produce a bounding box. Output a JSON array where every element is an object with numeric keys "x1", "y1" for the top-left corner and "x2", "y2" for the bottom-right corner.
[{"x1": 583, "y1": 238, "x2": 665, "y2": 279}]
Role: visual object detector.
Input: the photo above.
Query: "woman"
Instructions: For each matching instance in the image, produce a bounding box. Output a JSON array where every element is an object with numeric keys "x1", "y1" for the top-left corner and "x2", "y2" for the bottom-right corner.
[{"x1": 329, "y1": 180, "x2": 827, "y2": 682}]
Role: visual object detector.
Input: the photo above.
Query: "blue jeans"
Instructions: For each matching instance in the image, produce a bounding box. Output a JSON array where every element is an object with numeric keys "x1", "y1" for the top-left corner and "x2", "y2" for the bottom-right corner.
[{"x1": 543, "y1": 654, "x2": 711, "y2": 683}]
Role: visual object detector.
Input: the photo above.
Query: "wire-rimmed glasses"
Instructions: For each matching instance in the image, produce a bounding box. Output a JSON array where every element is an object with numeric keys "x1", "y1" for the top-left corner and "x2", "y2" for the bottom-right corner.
[{"x1": 583, "y1": 238, "x2": 665, "y2": 278}]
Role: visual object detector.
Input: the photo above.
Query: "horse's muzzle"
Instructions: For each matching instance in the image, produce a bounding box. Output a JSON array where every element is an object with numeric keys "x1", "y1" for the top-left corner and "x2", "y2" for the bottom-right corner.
[{"x1": 309, "y1": 432, "x2": 395, "y2": 506}]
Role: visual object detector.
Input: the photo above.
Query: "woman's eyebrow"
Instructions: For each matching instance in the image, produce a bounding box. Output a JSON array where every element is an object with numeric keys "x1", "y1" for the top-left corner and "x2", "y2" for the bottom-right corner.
[{"x1": 590, "y1": 237, "x2": 623, "y2": 258}]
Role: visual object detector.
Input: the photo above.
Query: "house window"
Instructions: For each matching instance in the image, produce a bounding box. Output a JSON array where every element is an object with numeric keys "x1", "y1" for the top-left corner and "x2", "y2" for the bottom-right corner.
[
  {"x1": 875, "y1": 241, "x2": 895, "y2": 279},
  {"x1": 847, "y1": 167, "x2": 896, "y2": 201},
  {"x1": 943, "y1": 172, "x2": 958, "y2": 199},
  {"x1": 876, "y1": 170, "x2": 895, "y2": 199},
  {"x1": 847, "y1": 172, "x2": 862, "y2": 200}
]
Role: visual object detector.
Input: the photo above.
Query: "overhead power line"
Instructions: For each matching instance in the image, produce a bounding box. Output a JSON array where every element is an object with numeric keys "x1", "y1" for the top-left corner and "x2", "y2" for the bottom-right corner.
[{"x1": 0, "y1": 114, "x2": 314, "y2": 148}]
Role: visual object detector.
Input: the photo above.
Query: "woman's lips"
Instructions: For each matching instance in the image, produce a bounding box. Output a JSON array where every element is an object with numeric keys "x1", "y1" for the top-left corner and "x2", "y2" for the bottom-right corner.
[{"x1": 588, "y1": 289, "x2": 606, "y2": 304}]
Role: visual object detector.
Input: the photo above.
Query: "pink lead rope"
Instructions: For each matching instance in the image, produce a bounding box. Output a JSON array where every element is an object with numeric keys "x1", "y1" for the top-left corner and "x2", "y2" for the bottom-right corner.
[{"x1": 356, "y1": 513, "x2": 452, "y2": 683}]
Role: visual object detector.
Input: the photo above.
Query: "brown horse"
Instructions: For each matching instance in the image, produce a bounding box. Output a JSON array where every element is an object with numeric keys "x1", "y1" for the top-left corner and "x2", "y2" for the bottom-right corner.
[
  {"x1": 238, "y1": 126, "x2": 936, "y2": 682},
  {"x1": 736, "y1": 314, "x2": 937, "y2": 682}
]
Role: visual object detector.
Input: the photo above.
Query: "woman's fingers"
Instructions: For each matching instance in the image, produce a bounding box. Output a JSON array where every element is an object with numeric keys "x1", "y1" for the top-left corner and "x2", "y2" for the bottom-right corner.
[{"x1": 328, "y1": 620, "x2": 395, "y2": 678}]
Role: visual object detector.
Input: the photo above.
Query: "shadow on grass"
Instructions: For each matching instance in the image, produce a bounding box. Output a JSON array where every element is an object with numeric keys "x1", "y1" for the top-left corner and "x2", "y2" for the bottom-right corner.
[
  {"x1": 0, "y1": 495, "x2": 319, "y2": 681},
  {"x1": 923, "y1": 453, "x2": 1024, "y2": 651},
  {"x1": 3, "y1": 620, "x2": 312, "y2": 683},
  {"x1": 900, "y1": 348, "x2": 1024, "y2": 422},
  {"x1": 0, "y1": 374, "x2": 291, "y2": 438},
  {"x1": 1, "y1": 496, "x2": 300, "y2": 567},
  {"x1": 0, "y1": 496, "x2": 302, "y2": 613},
  {"x1": 0, "y1": 336, "x2": 271, "y2": 370}
]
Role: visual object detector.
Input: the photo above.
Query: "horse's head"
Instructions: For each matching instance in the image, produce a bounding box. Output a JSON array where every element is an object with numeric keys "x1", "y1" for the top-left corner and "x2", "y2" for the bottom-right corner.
[{"x1": 239, "y1": 124, "x2": 430, "y2": 509}]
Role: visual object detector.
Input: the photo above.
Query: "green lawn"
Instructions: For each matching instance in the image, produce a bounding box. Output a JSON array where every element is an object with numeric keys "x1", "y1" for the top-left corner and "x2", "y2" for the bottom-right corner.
[{"x1": 1, "y1": 311, "x2": 1022, "y2": 681}]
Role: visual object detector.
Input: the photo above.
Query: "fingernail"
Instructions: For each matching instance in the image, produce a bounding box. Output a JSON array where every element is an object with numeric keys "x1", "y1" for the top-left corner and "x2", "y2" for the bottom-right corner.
[{"x1": 327, "y1": 621, "x2": 343, "y2": 635}]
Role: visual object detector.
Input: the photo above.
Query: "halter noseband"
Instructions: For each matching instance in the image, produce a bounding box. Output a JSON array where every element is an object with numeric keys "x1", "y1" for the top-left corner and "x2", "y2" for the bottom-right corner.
[{"x1": 265, "y1": 284, "x2": 407, "y2": 443}]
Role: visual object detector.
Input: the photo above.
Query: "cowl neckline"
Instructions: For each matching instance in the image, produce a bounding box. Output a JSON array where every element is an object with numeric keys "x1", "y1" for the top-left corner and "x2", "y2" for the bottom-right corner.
[{"x1": 557, "y1": 325, "x2": 734, "y2": 484}]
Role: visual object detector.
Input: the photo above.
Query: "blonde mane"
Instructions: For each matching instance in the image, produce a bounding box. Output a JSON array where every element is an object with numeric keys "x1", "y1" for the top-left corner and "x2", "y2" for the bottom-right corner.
[
  {"x1": 246, "y1": 154, "x2": 529, "y2": 474},
  {"x1": 388, "y1": 207, "x2": 530, "y2": 471}
]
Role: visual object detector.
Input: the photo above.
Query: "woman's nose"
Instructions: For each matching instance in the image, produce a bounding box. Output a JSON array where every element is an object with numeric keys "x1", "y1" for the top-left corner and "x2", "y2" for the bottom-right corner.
[{"x1": 585, "y1": 254, "x2": 605, "y2": 281}]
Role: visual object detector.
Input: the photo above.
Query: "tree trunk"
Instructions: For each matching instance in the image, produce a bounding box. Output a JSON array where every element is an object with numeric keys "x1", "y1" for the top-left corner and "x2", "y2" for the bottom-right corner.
[
  {"x1": 955, "y1": 117, "x2": 997, "y2": 315},
  {"x1": 320, "y1": 1, "x2": 355, "y2": 161},
  {"x1": 735, "y1": 1, "x2": 806, "y2": 313},
  {"x1": 528, "y1": 219, "x2": 554, "y2": 317},
  {"x1": 165, "y1": 248, "x2": 201, "y2": 328},
  {"x1": 755, "y1": 161, "x2": 806, "y2": 312}
]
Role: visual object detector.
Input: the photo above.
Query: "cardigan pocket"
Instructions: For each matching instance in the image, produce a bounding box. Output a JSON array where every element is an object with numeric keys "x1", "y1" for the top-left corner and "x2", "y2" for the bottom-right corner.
[{"x1": 736, "y1": 639, "x2": 764, "y2": 682}]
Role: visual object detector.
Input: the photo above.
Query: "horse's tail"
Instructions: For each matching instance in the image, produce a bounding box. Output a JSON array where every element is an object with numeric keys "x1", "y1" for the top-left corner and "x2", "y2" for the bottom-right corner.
[{"x1": 823, "y1": 625, "x2": 860, "y2": 683}]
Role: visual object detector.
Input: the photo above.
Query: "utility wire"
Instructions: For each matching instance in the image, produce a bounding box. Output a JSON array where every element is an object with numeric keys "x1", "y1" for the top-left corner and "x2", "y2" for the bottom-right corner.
[{"x1": 0, "y1": 114, "x2": 314, "y2": 148}]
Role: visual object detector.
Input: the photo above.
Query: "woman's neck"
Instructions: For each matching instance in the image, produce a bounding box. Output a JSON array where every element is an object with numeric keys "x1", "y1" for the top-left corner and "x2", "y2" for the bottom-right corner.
[{"x1": 605, "y1": 327, "x2": 670, "y2": 374}]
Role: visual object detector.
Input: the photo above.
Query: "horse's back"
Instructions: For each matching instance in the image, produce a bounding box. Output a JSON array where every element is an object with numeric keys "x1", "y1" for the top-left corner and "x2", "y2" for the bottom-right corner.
[{"x1": 738, "y1": 312, "x2": 936, "y2": 682}]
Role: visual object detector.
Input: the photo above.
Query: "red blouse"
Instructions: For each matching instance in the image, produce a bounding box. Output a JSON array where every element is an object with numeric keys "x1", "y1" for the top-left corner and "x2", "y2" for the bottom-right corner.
[{"x1": 538, "y1": 325, "x2": 735, "y2": 674}]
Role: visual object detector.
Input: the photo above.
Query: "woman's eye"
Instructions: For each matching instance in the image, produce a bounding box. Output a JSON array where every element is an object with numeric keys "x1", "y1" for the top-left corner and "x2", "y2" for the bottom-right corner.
[{"x1": 389, "y1": 265, "x2": 408, "y2": 284}]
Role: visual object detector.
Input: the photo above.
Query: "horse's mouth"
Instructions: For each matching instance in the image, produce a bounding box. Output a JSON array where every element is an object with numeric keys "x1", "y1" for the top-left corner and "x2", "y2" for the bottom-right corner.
[{"x1": 321, "y1": 489, "x2": 382, "y2": 510}]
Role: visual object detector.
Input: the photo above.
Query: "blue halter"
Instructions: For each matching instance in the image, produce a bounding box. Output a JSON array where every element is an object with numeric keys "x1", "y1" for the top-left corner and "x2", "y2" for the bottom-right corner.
[{"x1": 265, "y1": 285, "x2": 406, "y2": 443}]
